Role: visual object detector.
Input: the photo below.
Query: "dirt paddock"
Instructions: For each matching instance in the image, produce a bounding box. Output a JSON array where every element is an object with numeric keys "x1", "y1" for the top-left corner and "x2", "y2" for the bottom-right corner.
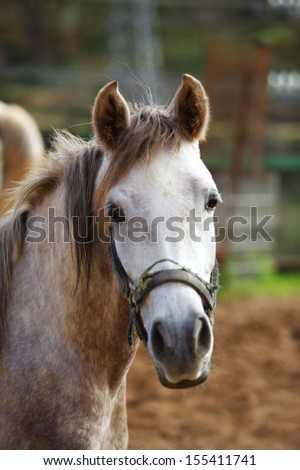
[{"x1": 127, "y1": 296, "x2": 300, "y2": 449}]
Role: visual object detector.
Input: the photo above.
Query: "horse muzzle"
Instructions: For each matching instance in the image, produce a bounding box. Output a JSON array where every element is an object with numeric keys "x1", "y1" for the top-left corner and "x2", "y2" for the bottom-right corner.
[
  {"x1": 149, "y1": 310, "x2": 213, "y2": 389},
  {"x1": 109, "y1": 228, "x2": 218, "y2": 389}
]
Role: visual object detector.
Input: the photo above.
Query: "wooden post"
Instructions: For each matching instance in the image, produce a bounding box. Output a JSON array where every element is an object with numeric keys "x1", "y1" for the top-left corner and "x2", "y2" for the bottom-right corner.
[
  {"x1": 252, "y1": 45, "x2": 272, "y2": 179},
  {"x1": 231, "y1": 68, "x2": 253, "y2": 193}
]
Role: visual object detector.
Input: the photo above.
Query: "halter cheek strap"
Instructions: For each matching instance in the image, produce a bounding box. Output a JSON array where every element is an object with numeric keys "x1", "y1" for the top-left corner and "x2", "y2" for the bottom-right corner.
[{"x1": 109, "y1": 228, "x2": 219, "y2": 349}]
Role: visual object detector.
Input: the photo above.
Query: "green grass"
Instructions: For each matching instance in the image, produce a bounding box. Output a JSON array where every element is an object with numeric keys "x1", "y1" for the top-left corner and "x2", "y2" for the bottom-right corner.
[{"x1": 218, "y1": 271, "x2": 300, "y2": 300}]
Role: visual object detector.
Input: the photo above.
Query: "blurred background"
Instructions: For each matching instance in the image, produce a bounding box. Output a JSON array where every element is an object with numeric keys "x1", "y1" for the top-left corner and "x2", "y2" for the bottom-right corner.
[{"x1": 1, "y1": 0, "x2": 299, "y2": 450}]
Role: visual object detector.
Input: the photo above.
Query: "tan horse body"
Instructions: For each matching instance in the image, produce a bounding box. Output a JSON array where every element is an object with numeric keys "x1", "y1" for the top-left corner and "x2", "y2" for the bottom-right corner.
[
  {"x1": 0, "y1": 75, "x2": 219, "y2": 449},
  {"x1": 0, "y1": 102, "x2": 44, "y2": 211}
]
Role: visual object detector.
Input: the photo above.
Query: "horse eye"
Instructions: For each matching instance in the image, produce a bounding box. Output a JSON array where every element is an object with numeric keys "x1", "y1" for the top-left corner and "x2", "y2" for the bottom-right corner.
[
  {"x1": 206, "y1": 195, "x2": 218, "y2": 211},
  {"x1": 106, "y1": 205, "x2": 125, "y2": 223}
]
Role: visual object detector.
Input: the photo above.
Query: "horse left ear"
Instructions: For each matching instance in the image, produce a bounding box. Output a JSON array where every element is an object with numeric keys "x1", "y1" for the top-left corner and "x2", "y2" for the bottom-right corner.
[
  {"x1": 92, "y1": 80, "x2": 130, "y2": 153},
  {"x1": 170, "y1": 74, "x2": 210, "y2": 141}
]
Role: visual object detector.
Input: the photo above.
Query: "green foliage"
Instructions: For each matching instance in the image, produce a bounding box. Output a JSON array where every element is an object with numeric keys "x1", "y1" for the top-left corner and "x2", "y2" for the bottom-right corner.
[
  {"x1": 258, "y1": 26, "x2": 298, "y2": 45},
  {"x1": 219, "y1": 269, "x2": 300, "y2": 299}
]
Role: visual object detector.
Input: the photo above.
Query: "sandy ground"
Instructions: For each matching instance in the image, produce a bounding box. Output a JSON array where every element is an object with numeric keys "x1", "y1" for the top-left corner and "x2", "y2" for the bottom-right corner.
[{"x1": 127, "y1": 296, "x2": 300, "y2": 450}]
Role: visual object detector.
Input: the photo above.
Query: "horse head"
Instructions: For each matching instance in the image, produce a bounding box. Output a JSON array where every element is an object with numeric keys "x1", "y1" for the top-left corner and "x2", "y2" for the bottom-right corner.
[{"x1": 92, "y1": 75, "x2": 220, "y2": 389}]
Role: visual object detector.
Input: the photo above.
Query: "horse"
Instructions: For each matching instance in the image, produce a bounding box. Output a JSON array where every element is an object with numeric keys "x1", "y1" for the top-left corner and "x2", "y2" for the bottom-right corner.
[
  {"x1": 0, "y1": 74, "x2": 220, "y2": 449},
  {"x1": 0, "y1": 102, "x2": 44, "y2": 212}
]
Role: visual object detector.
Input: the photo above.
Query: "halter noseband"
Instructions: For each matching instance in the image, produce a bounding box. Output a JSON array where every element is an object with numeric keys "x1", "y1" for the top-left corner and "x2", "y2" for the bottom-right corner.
[{"x1": 109, "y1": 228, "x2": 219, "y2": 349}]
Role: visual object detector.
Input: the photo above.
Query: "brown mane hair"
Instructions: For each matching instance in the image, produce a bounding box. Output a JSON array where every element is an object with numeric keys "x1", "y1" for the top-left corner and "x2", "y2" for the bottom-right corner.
[
  {"x1": 0, "y1": 104, "x2": 182, "y2": 347},
  {"x1": 0, "y1": 131, "x2": 102, "y2": 346}
]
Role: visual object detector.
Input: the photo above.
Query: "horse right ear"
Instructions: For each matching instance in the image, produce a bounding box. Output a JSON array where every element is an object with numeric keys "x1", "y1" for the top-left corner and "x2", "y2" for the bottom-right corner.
[
  {"x1": 92, "y1": 81, "x2": 130, "y2": 154},
  {"x1": 169, "y1": 74, "x2": 210, "y2": 141}
]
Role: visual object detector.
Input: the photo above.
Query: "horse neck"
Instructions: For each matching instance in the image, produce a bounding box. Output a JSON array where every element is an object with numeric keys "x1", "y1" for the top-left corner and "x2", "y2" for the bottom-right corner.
[
  {"x1": 6, "y1": 185, "x2": 135, "y2": 394},
  {"x1": 68, "y1": 250, "x2": 135, "y2": 390}
]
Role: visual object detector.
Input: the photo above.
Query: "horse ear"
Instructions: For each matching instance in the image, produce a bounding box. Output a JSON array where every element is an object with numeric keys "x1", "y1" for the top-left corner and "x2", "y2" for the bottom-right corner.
[
  {"x1": 170, "y1": 74, "x2": 210, "y2": 141},
  {"x1": 92, "y1": 80, "x2": 130, "y2": 153}
]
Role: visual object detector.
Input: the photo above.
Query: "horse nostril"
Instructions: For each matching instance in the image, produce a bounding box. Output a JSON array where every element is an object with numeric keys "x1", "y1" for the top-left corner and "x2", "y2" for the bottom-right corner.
[
  {"x1": 194, "y1": 317, "x2": 211, "y2": 357},
  {"x1": 151, "y1": 321, "x2": 167, "y2": 361}
]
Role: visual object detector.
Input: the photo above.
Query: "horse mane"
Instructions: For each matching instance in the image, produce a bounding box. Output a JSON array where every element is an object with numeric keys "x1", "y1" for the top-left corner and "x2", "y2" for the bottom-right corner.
[
  {"x1": 0, "y1": 104, "x2": 182, "y2": 347},
  {"x1": 0, "y1": 131, "x2": 101, "y2": 346}
]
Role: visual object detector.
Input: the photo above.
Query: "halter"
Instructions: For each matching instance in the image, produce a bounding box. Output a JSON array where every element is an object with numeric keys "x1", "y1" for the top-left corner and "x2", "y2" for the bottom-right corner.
[{"x1": 109, "y1": 228, "x2": 219, "y2": 349}]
